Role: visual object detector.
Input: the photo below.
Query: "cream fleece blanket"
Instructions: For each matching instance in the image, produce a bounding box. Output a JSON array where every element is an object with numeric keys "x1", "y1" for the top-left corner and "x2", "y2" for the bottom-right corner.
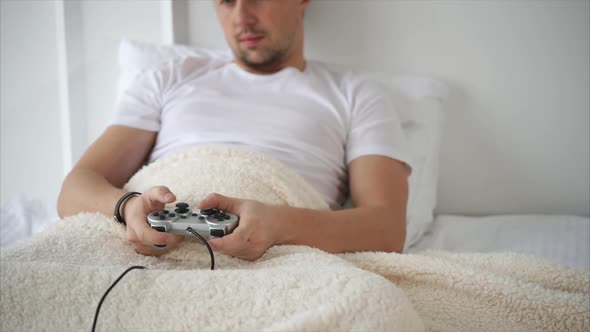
[{"x1": 1, "y1": 146, "x2": 589, "y2": 332}]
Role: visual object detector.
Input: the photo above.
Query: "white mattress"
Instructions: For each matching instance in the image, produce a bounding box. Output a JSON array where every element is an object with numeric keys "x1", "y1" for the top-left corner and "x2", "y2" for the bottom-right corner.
[{"x1": 407, "y1": 214, "x2": 590, "y2": 270}]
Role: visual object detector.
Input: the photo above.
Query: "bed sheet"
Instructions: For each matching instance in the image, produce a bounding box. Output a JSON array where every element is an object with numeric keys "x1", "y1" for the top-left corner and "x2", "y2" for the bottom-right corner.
[
  {"x1": 0, "y1": 194, "x2": 58, "y2": 247},
  {"x1": 407, "y1": 214, "x2": 590, "y2": 270}
]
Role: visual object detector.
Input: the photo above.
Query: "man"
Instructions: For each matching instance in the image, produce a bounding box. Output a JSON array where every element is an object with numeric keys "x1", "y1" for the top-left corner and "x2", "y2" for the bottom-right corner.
[{"x1": 57, "y1": 0, "x2": 411, "y2": 261}]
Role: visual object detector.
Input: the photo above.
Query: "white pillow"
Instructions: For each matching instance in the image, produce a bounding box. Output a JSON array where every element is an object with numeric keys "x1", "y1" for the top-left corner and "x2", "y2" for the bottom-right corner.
[
  {"x1": 116, "y1": 39, "x2": 448, "y2": 249},
  {"x1": 117, "y1": 39, "x2": 232, "y2": 98}
]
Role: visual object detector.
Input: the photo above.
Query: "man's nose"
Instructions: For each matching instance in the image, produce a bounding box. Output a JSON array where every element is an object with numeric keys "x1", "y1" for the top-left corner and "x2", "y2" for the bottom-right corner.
[{"x1": 233, "y1": 0, "x2": 258, "y2": 28}]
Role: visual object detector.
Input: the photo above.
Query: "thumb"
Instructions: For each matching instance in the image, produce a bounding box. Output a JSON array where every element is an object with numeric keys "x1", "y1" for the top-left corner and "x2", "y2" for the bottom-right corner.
[
  {"x1": 142, "y1": 186, "x2": 176, "y2": 210},
  {"x1": 197, "y1": 193, "x2": 241, "y2": 214},
  {"x1": 145, "y1": 186, "x2": 176, "y2": 203}
]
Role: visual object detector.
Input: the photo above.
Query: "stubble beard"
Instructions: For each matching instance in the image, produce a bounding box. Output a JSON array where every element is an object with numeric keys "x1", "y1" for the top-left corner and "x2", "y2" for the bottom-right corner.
[
  {"x1": 233, "y1": 31, "x2": 295, "y2": 73},
  {"x1": 237, "y1": 46, "x2": 285, "y2": 72}
]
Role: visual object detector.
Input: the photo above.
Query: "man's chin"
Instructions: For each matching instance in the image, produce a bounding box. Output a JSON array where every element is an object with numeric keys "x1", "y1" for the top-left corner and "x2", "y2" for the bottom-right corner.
[
  {"x1": 240, "y1": 56, "x2": 275, "y2": 70},
  {"x1": 239, "y1": 50, "x2": 268, "y2": 65},
  {"x1": 232, "y1": 48, "x2": 284, "y2": 72}
]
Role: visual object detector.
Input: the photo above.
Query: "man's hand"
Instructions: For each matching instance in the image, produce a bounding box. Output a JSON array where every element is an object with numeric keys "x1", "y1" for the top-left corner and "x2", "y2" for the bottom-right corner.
[
  {"x1": 123, "y1": 186, "x2": 183, "y2": 256},
  {"x1": 196, "y1": 154, "x2": 410, "y2": 259},
  {"x1": 197, "y1": 193, "x2": 281, "y2": 261}
]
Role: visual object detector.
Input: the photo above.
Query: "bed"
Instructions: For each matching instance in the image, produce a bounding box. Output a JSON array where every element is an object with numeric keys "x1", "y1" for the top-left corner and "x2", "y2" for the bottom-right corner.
[
  {"x1": 1, "y1": 39, "x2": 588, "y2": 331},
  {"x1": 2, "y1": 198, "x2": 588, "y2": 271},
  {"x1": 409, "y1": 214, "x2": 590, "y2": 270}
]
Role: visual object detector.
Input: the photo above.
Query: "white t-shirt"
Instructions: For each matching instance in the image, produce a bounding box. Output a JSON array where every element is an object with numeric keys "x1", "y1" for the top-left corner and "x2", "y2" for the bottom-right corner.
[{"x1": 113, "y1": 57, "x2": 411, "y2": 208}]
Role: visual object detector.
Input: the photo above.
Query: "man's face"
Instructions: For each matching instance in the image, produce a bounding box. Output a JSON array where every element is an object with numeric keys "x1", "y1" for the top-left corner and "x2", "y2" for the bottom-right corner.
[{"x1": 214, "y1": 0, "x2": 309, "y2": 72}]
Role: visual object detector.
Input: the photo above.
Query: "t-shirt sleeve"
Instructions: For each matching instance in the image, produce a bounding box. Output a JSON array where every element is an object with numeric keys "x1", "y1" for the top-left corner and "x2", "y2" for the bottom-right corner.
[
  {"x1": 111, "y1": 64, "x2": 174, "y2": 132},
  {"x1": 346, "y1": 78, "x2": 413, "y2": 171}
]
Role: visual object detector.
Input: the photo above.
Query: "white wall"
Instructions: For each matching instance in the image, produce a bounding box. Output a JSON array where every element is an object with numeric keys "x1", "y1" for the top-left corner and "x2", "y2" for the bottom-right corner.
[
  {"x1": 184, "y1": 1, "x2": 589, "y2": 216},
  {"x1": 0, "y1": 1, "x2": 64, "y2": 204},
  {"x1": 79, "y1": 0, "x2": 163, "y2": 146},
  {"x1": 1, "y1": 0, "x2": 165, "y2": 206},
  {"x1": 1, "y1": 0, "x2": 588, "y2": 217},
  {"x1": 363, "y1": 1, "x2": 589, "y2": 217}
]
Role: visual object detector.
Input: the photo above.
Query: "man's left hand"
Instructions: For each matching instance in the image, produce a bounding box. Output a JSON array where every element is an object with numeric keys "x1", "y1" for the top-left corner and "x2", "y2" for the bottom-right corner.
[{"x1": 197, "y1": 193, "x2": 281, "y2": 261}]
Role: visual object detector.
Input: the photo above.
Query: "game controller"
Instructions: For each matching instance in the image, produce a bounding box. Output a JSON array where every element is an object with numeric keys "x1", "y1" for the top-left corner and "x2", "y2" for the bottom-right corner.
[{"x1": 147, "y1": 202, "x2": 239, "y2": 239}]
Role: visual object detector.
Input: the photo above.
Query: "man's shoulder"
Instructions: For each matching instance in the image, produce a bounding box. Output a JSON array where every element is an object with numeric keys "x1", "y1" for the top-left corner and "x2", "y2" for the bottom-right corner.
[
  {"x1": 155, "y1": 56, "x2": 230, "y2": 80},
  {"x1": 307, "y1": 61, "x2": 389, "y2": 97},
  {"x1": 307, "y1": 61, "x2": 381, "y2": 88},
  {"x1": 307, "y1": 60, "x2": 349, "y2": 82},
  {"x1": 128, "y1": 56, "x2": 230, "y2": 93}
]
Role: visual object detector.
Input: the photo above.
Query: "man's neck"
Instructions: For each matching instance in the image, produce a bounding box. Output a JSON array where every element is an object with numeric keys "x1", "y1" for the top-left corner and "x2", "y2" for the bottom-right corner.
[{"x1": 234, "y1": 57, "x2": 306, "y2": 75}]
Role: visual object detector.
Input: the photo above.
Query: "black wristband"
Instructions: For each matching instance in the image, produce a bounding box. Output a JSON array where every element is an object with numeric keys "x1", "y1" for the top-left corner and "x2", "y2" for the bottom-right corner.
[{"x1": 113, "y1": 192, "x2": 141, "y2": 226}]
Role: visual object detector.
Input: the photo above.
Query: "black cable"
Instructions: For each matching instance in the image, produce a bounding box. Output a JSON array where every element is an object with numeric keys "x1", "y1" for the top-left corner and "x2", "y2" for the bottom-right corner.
[
  {"x1": 186, "y1": 226, "x2": 215, "y2": 270},
  {"x1": 91, "y1": 265, "x2": 145, "y2": 332},
  {"x1": 91, "y1": 231, "x2": 214, "y2": 331}
]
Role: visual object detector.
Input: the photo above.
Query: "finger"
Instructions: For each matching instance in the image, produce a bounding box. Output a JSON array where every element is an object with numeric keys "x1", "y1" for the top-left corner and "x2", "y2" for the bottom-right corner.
[
  {"x1": 210, "y1": 230, "x2": 250, "y2": 257},
  {"x1": 131, "y1": 229, "x2": 182, "y2": 251},
  {"x1": 133, "y1": 242, "x2": 165, "y2": 256},
  {"x1": 134, "y1": 218, "x2": 183, "y2": 246},
  {"x1": 142, "y1": 186, "x2": 176, "y2": 210},
  {"x1": 208, "y1": 237, "x2": 224, "y2": 251},
  {"x1": 154, "y1": 235, "x2": 184, "y2": 248},
  {"x1": 197, "y1": 193, "x2": 241, "y2": 213},
  {"x1": 218, "y1": 225, "x2": 267, "y2": 261},
  {"x1": 133, "y1": 241, "x2": 178, "y2": 257}
]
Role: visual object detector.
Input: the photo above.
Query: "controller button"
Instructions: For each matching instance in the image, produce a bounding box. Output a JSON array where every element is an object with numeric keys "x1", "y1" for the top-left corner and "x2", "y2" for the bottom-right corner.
[
  {"x1": 201, "y1": 208, "x2": 218, "y2": 216},
  {"x1": 168, "y1": 213, "x2": 175, "y2": 217},
  {"x1": 152, "y1": 212, "x2": 159, "y2": 217},
  {"x1": 198, "y1": 216, "x2": 205, "y2": 220},
  {"x1": 152, "y1": 226, "x2": 166, "y2": 232},
  {"x1": 159, "y1": 215, "x2": 166, "y2": 220},
  {"x1": 176, "y1": 202, "x2": 189, "y2": 209},
  {"x1": 192, "y1": 213, "x2": 198, "y2": 216},
  {"x1": 180, "y1": 216, "x2": 187, "y2": 219},
  {"x1": 224, "y1": 215, "x2": 231, "y2": 220},
  {"x1": 210, "y1": 229, "x2": 225, "y2": 237},
  {"x1": 162, "y1": 210, "x2": 169, "y2": 214}
]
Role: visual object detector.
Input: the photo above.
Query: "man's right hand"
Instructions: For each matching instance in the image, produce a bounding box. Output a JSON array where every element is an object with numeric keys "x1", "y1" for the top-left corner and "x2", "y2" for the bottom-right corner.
[{"x1": 122, "y1": 186, "x2": 183, "y2": 256}]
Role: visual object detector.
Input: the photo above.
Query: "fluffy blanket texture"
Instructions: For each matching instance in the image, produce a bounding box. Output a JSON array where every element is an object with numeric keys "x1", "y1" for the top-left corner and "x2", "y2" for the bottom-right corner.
[{"x1": 1, "y1": 146, "x2": 588, "y2": 332}]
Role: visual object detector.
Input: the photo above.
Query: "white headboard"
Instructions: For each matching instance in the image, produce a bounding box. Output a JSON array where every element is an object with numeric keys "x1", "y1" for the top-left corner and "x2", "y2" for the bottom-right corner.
[{"x1": 182, "y1": 1, "x2": 589, "y2": 217}]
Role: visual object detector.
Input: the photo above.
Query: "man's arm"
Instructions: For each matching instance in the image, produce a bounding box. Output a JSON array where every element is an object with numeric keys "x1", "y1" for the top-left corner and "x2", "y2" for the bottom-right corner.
[
  {"x1": 57, "y1": 125, "x2": 157, "y2": 218},
  {"x1": 199, "y1": 155, "x2": 410, "y2": 259},
  {"x1": 276, "y1": 155, "x2": 409, "y2": 253}
]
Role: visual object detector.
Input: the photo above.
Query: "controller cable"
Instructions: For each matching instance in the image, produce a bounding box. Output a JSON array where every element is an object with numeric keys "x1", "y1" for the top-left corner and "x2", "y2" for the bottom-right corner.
[{"x1": 91, "y1": 227, "x2": 215, "y2": 332}]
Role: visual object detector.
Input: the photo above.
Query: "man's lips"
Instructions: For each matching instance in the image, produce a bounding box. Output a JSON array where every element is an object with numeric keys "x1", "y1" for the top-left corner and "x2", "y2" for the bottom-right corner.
[{"x1": 238, "y1": 35, "x2": 264, "y2": 47}]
